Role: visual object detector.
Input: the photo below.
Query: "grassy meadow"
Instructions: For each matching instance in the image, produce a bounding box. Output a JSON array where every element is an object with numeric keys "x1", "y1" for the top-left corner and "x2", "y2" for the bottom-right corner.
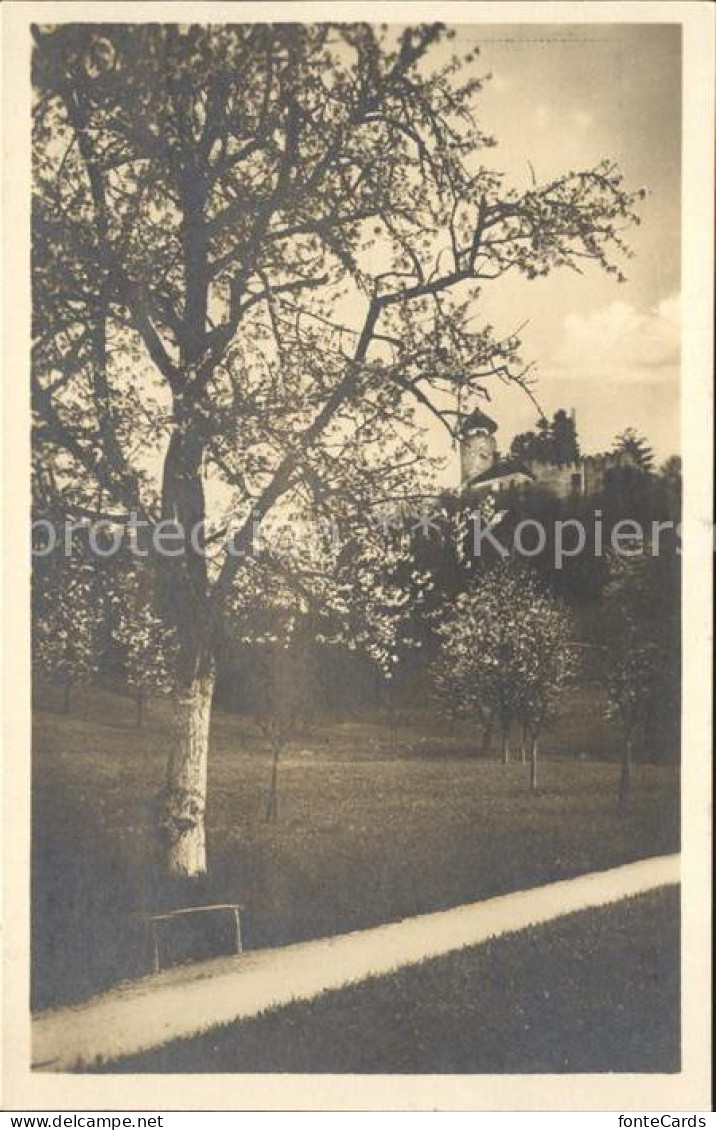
[{"x1": 32, "y1": 683, "x2": 679, "y2": 1010}]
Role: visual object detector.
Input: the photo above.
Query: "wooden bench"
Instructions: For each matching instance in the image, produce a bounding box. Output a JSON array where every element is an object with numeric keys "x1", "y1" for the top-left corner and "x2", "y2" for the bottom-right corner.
[{"x1": 137, "y1": 903, "x2": 243, "y2": 973}]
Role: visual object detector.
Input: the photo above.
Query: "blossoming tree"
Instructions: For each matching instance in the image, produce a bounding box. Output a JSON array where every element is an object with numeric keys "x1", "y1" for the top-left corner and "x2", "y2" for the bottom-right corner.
[
  {"x1": 225, "y1": 510, "x2": 431, "y2": 823},
  {"x1": 111, "y1": 566, "x2": 179, "y2": 726},
  {"x1": 600, "y1": 552, "x2": 672, "y2": 808},
  {"x1": 32, "y1": 554, "x2": 103, "y2": 713},
  {"x1": 433, "y1": 563, "x2": 574, "y2": 786},
  {"x1": 32, "y1": 23, "x2": 643, "y2": 875}
]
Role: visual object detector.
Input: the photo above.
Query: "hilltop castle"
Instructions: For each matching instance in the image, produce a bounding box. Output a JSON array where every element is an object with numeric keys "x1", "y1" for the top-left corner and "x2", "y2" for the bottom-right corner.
[{"x1": 459, "y1": 408, "x2": 635, "y2": 502}]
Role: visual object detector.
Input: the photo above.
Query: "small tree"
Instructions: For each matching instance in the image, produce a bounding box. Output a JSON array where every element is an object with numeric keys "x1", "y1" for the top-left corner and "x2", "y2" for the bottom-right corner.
[
  {"x1": 659, "y1": 454, "x2": 682, "y2": 492},
  {"x1": 612, "y1": 427, "x2": 655, "y2": 474},
  {"x1": 433, "y1": 569, "x2": 523, "y2": 762},
  {"x1": 659, "y1": 455, "x2": 682, "y2": 520},
  {"x1": 514, "y1": 606, "x2": 576, "y2": 790},
  {"x1": 32, "y1": 553, "x2": 102, "y2": 713},
  {"x1": 550, "y1": 409, "x2": 580, "y2": 465},
  {"x1": 510, "y1": 409, "x2": 579, "y2": 466},
  {"x1": 245, "y1": 626, "x2": 318, "y2": 824},
  {"x1": 604, "y1": 644, "x2": 659, "y2": 808},
  {"x1": 111, "y1": 567, "x2": 178, "y2": 726},
  {"x1": 510, "y1": 420, "x2": 550, "y2": 465},
  {"x1": 600, "y1": 552, "x2": 666, "y2": 808},
  {"x1": 226, "y1": 509, "x2": 429, "y2": 821},
  {"x1": 433, "y1": 564, "x2": 573, "y2": 781}
]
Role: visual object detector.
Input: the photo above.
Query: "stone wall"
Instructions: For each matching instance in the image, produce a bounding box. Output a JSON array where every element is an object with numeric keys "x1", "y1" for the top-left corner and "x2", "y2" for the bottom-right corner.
[
  {"x1": 582, "y1": 451, "x2": 636, "y2": 494},
  {"x1": 526, "y1": 451, "x2": 637, "y2": 499},
  {"x1": 527, "y1": 460, "x2": 584, "y2": 500}
]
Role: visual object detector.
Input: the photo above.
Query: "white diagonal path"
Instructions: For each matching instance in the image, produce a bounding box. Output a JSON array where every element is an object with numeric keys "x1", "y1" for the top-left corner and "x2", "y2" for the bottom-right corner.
[{"x1": 32, "y1": 853, "x2": 679, "y2": 1071}]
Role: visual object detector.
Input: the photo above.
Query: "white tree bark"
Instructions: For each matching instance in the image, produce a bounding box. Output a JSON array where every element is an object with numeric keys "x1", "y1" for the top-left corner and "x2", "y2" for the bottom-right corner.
[
  {"x1": 530, "y1": 734, "x2": 538, "y2": 791},
  {"x1": 619, "y1": 732, "x2": 633, "y2": 810},
  {"x1": 160, "y1": 666, "x2": 215, "y2": 877},
  {"x1": 501, "y1": 730, "x2": 510, "y2": 764}
]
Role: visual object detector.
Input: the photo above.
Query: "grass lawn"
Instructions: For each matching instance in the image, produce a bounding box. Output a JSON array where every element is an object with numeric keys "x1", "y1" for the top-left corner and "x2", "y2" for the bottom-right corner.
[
  {"x1": 100, "y1": 887, "x2": 680, "y2": 1074},
  {"x1": 32, "y1": 685, "x2": 679, "y2": 1010}
]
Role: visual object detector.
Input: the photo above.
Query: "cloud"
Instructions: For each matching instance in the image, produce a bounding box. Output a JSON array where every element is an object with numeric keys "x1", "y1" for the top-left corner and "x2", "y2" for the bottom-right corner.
[{"x1": 550, "y1": 294, "x2": 680, "y2": 382}]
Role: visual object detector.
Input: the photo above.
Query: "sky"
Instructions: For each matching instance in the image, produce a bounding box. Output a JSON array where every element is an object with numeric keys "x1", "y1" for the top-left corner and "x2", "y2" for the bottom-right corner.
[{"x1": 421, "y1": 24, "x2": 681, "y2": 487}]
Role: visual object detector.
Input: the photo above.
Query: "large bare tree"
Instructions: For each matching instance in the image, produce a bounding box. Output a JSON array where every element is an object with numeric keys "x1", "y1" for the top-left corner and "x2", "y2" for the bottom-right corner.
[{"x1": 31, "y1": 23, "x2": 643, "y2": 877}]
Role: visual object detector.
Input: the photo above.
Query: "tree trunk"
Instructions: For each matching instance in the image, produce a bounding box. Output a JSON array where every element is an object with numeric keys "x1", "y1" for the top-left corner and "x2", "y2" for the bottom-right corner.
[
  {"x1": 386, "y1": 680, "x2": 396, "y2": 754},
  {"x1": 265, "y1": 745, "x2": 281, "y2": 824},
  {"x1": 530, "y1": 734, "x2": 538, "y2": 791},
  {"x1": 618, "y1": 732, "x2": 633, "y2": 810},
  {"x1": 136, "y1": 686, "x2": 145, "y2": 728},
  {"x1": 159, "y1": 664, "x2": 215, "y2": 877},
  {"x1": 501, "y1": 729, "x2": 510, "y2": 764},
  {"x1": 521, "y1": 724, "x2": 527, "y2": 764},
  {"x1": 62, "y1": 678, "x2": 72, "y2": 715},
  {"x1": 480, "y1": 712, "x2": 494, "y2": 757},
  {"x1": 156, "y1": 406, "x2": 214, "y2": 878}
]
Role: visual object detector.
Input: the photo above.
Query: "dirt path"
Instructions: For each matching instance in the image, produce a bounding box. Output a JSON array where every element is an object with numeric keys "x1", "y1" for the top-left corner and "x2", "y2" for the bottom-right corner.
[{"x1": 33, "y1": 853, "x2": 679, "y2": 1071}]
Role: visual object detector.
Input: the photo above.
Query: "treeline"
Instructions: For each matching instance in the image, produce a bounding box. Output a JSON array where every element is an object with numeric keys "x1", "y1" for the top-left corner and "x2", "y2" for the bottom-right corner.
[{"x1": 32, "y1": 446, "x2": 681, "y2": 772}]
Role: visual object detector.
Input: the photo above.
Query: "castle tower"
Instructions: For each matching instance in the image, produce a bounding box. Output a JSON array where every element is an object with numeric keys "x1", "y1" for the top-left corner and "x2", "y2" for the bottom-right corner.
[{"x1": 459, "y1": 408, "x2": 498, "y2": 490}]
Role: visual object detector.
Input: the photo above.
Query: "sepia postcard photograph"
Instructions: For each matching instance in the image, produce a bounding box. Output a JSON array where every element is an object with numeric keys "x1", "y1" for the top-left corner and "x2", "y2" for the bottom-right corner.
[{"x1": 1, "y1": 0, "x2": 713, "y2": 1115}]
